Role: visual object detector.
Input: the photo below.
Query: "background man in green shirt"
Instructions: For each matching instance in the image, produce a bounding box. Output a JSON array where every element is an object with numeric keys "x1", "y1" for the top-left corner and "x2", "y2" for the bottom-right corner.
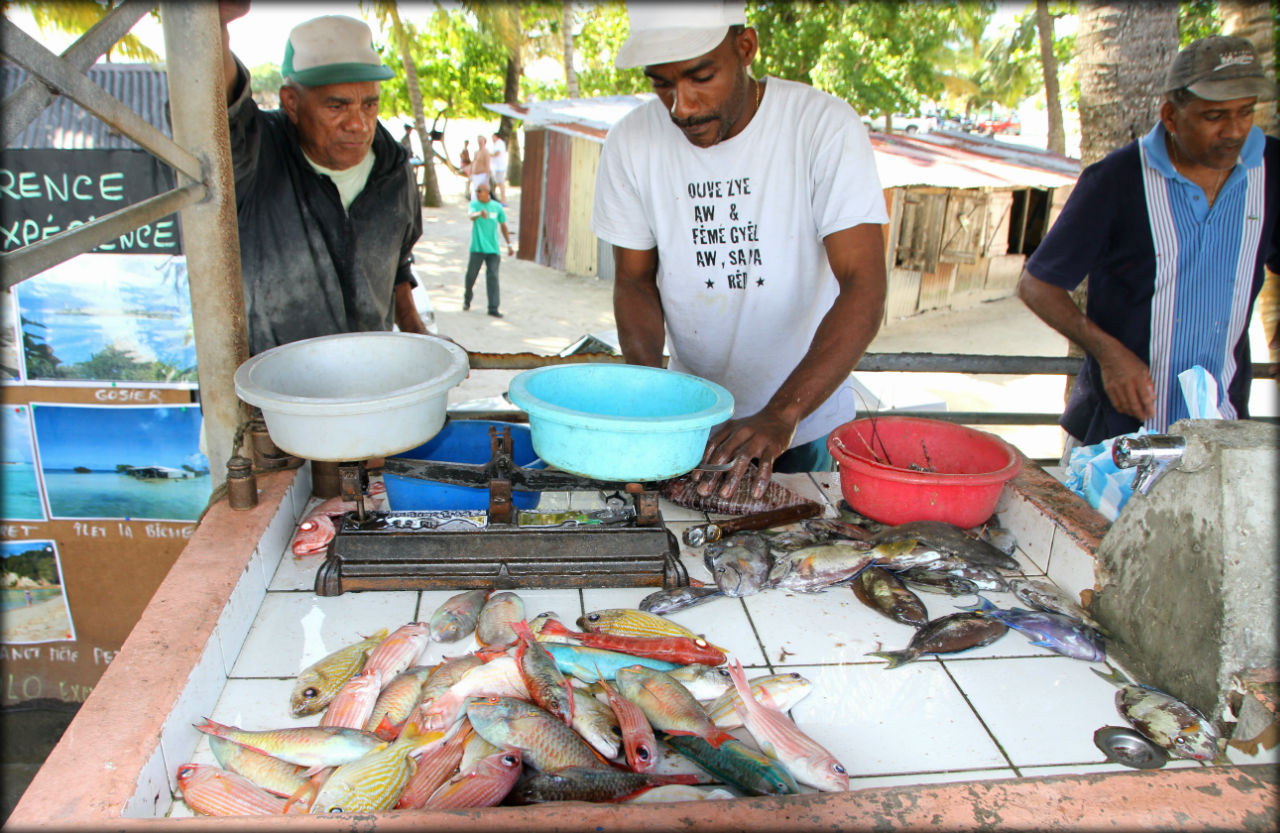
[{"x1": 463, "y1": 183, "x2": 514, "y2": 318}]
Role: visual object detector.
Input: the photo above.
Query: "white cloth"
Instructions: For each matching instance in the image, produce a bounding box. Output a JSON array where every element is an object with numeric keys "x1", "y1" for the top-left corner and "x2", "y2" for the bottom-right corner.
[
  {"x1": 305, "y1": 149, "x2": 375, "y2": 211},
  {"x1": 491, "y1": 137, "x2": 508, "y2": 174},
  {"x1": 591, "y1": 77, "x2": 888, "y2": 446}
]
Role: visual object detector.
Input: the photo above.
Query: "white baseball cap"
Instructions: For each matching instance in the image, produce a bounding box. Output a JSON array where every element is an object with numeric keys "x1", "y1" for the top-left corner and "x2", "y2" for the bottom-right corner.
[
  {"x1": 615, "y1": 1, "x2": 748, "y2": 70},
  {"x1": 281, "y1": 16, "x2": 393, "y2": 87}
]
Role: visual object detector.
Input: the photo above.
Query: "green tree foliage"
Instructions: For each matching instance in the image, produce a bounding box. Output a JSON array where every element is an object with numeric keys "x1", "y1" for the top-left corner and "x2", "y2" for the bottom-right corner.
[
  {"x1": 249, "y1": 62, "x2": 282, "y2": 101},
  {"x1": 2, "y1": 546, "x2": 59, "y2": 585},
  {"x1": 5, "y1": 0, "x2": 160, "y2": 62},
  {"x1": 1178, "y1": 0, "x2": 1222, "y2": 46},
  {"x1": 380, "y1": 9, "x2": 508, "y2": 120}
]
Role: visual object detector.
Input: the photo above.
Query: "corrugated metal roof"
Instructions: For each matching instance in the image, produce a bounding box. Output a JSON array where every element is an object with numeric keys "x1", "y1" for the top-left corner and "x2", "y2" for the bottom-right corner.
[
  {"x1": 487, "y1": 95, "x2": 1080, "y2": 190},
  {"x1": 2, "y1": 61, "x2": 171, "y2": 150}
]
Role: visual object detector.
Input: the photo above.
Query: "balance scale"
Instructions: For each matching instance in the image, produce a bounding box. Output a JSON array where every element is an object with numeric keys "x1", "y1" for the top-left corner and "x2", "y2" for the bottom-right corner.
[{"x1": 313, "y1": 426, "x2": 689, "y2": 596}]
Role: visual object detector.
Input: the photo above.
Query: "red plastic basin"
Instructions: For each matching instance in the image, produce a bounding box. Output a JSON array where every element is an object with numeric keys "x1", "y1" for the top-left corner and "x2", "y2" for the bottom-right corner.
[{"x1": 827, "y1": 416, "x2": 1022, "y2": 528}]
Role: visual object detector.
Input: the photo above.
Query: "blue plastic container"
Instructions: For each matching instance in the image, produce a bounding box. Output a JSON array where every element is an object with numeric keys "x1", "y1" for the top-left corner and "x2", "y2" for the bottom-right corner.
[
  {"x1": 382, "y1": 420, "x2": 544, "y2": 511},
  {"x1": 507, "y1": 365, "x2": 733, "y2": 482}
]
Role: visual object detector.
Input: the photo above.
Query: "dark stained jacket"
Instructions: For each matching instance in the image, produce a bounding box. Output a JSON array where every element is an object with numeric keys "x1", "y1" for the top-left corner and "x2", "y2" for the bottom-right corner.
[{"x1": 227, "y1": 61, "x2": 421, "y2": 355}]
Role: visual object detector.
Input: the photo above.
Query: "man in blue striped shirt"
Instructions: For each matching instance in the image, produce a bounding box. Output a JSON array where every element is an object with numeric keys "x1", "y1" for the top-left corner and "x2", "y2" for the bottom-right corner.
[{"x1": 1019, "y1": 35, "x2": 1278, "y2": 446}]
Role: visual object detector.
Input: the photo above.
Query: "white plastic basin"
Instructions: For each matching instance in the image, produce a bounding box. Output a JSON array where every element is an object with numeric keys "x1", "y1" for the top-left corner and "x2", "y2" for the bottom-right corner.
[{"x1": 234, "y1": 332, "x2": 469, "y2": 461}]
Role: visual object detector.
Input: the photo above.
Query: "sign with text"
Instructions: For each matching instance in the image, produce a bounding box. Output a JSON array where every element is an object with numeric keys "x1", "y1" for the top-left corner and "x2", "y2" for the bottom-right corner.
[{"x1": 0, "y1": 148, "x2": 181, "y2": 256}]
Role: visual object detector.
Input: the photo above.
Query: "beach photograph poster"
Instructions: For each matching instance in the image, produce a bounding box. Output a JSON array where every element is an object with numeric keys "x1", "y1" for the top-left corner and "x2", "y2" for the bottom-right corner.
[
  {"x1": 15, "y1": 253, "x2": 197, "y2": 386},
  {"x1": 1, "y1": 404, "x2": 47, "y2": 521},
  {"x1": 1, "y1": 539, "x2": 75, "y2": 645},
  {"x1": 31, "y1": 403, "x2": 210, "y2": 522}
]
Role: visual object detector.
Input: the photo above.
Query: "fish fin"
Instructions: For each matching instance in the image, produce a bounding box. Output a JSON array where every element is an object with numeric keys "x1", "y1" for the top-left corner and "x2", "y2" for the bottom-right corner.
[
  {"x1": 283, "y1": 768, "x2": 329, "y2": 814},
  {"x1": 191, "y1": 717, "x2": 221, "y2": 735},
  {"x1": 538, "y1": 618, "x2": 577, "y2": 639},
  {"x1": 705, "y1": 730, "x2": 737, "y2": 749},
  {"x1": 866, "y1": 650, "x2": 912, "y2": 669},
  {"x1": 373, "y1": 714, "x2": 402, "y2": 741},
  {"x1": 473, "y1": 647, "x2": 507, "y2": 663},
  {"x1": 956, "y1": 595, "x2": 996, "y2": 613},
  {"x1": 726, "y1": 658, "x2": 754, "y2": 704},
  {"x1": 511, "y1": 618, "x2": 534, "y2": 643},
  {"x1": 1091, "y1": 662, "x2": 1129, "y2": 687}
]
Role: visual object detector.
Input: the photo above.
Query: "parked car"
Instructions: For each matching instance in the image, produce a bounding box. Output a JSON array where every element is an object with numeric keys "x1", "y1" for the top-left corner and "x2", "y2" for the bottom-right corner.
[
  {"x1": 862, "y1": 113, "x2": 937, "y2": 134},
  {"x1": 932, "y1": 111, "x2": 976, "y2": 133},
  {"x1": 977, "y1": 114, "x2": 1021, "y2": 136}
]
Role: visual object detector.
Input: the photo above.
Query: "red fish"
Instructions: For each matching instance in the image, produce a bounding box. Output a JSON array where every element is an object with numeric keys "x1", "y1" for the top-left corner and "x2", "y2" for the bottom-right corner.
[
  {"x1": 290, "y1": 482, "x2": 386, "y2": 557},
  {"x1": 396, "y1": 723, "x2": 470, "y2": 809},
  {"x1": 319, "y1": 668, "x2": 382, "y2": 730},
  {"x1": 539, "y1": 618, "x2": 726, "y2": 667},
  {"x1": 364, "y1": 622, "x2": 432, "y2": 681},
  {"x1": 513, "y1": 619, "x2": 575, "y2": 725},
  {"x1": 177, "y1": 763, "x2": 308, "y2": 816},
  {"x1": 423, "y1": 748, "x2": 523, "y2": 809},
  {"x1": 597, "y1": 673, "x2": 658, "y2": 774}
]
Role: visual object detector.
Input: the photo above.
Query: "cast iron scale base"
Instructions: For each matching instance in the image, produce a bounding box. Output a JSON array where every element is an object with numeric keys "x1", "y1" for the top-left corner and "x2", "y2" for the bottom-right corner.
[{"x1": 314, "y1": 426, "x2": 689, "y2": 596}]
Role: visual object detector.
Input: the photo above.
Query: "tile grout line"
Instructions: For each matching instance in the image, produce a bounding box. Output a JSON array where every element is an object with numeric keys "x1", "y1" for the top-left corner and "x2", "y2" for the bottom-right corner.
[{"x1": 937, "y1": 657, "x2": 1022, "y2": 777}]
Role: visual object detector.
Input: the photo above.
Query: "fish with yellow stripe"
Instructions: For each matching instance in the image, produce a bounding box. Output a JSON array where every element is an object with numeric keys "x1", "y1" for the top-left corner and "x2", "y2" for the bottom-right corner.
[
  {"x1": 365, "y1": 665, "x2": 434, "y2": 740},
  {"x1": 206, "y1": 735, "x2": 308, "y2": 798},
  {"x1": 193, "y1": 719, "x2": 384, "y2": 772},
  {"x1": 309, "y1": 724, "x2": 446, "y2": 814},
  {"x1": 703, "y1": 671, "x2": 814, "y2": 729},
  {"x1": 290, "y1": 629, "x2": 387, "y2": 717},
  {"x1": 578, "y1": 609, "x2": 726, "y2": 653}
]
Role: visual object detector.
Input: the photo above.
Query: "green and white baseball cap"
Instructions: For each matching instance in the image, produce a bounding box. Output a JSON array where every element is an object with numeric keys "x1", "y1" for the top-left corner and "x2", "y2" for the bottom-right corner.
[{"x1": 281, "y1": 16, "x2": 393, "y2": 87}]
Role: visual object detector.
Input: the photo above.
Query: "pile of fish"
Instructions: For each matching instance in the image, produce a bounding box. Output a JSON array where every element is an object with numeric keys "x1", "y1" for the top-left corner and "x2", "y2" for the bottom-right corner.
[{"x1": 179, "y1": 590, "x2": 847, "y2": 816}]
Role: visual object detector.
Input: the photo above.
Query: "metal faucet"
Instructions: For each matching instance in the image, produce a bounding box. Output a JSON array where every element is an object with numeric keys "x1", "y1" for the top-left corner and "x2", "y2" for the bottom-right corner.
[{"x1": 1112, "y1": 434, "x2": 1187, "y2": 495}]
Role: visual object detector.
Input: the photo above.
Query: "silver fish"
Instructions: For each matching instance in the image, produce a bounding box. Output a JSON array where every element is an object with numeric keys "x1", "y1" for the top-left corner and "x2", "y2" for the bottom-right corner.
[
  {"x1": 704, "y1": 532, "x2": 773, "y2": 597},
  {"x1": 666, "y1": 663, "x2": 734, "y2": 700},
  {"x1": 1009, "y1": 578, "x2": 1108, "y2": 634},
  {"x1": 869, "y1": 520, "x2": 1019, "y2": 572},
  {"x1": 898, "y1": 561, "x2": 1007, "y2": 593},
  {"x1": 639, "y1": 585, "x2": 724, "y2": 614},
  {"x1": 1093, "y1": 664, "x2": 1222, "y2": 762},
  {"x1": 960, "y1": 596, "x2": 1105, "y2": 662}
]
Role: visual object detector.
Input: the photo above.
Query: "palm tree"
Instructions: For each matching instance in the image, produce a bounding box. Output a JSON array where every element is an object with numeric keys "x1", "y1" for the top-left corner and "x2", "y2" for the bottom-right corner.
[
  {"x1": 1219, "y1": 0, "x2": 1276, "y2": 136},
  {"x1": 468, "y1": 2, "x2": 526, "y2": 187},
  {"x1": 366, "y1": 1, "x2": 443, "y2": 208},
  {"x1": 7, "y1": 1, "x2": 159, "y2": 61},
  {"x1": 1034, "y1": 0, "x2": 1065, "y2": 154},
  {"x1": 563, "y1": 0, "x2": 579, "y2": 97}
]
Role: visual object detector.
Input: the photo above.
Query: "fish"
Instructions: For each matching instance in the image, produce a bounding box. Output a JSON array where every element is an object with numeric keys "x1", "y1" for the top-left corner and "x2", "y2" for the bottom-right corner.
[
  {"x1": 977, "y1": 524, "x2": 1017, "y2": 556},
  {"x1": 1008, "y1": 577, "x2": 1108, "y2": 634},
  {"x1": 539, "y1": 618, "x2": 726, "y2": 667},
  {"x1": 476, "y1": 591, "x2": 525, "y2": 647},
  {"x1": 704, "y1": 671, "x2": 814, "y2": 729},
  {"x1": 319, "y1": 668, "x2": 383, "y2": 730},
  {"x1": 364, "y1": 622, "x2": 432, "y2": 681},
  {"x1": 626, "y1": 784, "x2": 736, "y2": 803},
  {"x1": 206, "y1": 735, "x2": 308, "y2": 799},
  {"x1": 598, "y1": 673, "x2": 658, "y2": 773},
  {"x1": 851, "y1": 566, "x2": 929, "y2": 627},
  {"x1": 959, "y1": 596, "x2": 1106, "y2": 662},
  {"x1": 767, "y1": 540, "x2": 919, "y2": 593},
  {"x1": 310, "y1": 727, "x2": 442, "y2": 814},
  {"x1": 528, "y1": 610, "x2": 563, "y2": 638},
  {"x1": 428, "y1": 588, "x2": 492, "y2": 642},
  {"x1": 417, "y1": 655, "x2": 529, "y2": 731},
  {"x1": 660, "y1": 463, "x2": 823, "y2": 515},
  {"x1": 396, "y1": 723, "x2": 469, "y2": 809},
  {"x1": 897, "y1": 571, "x2": 981, "y2": 596},
  {"x1": 762, "y1": 522, "x2": 835, "y2": 552},
  {"x1": 897, "y1": 563, "x2": 1007, "y2": 593},
  {"x1": 725, "y1": 659, "x2": 848, "y2": 791},
  {"x1": 423, "y1": 749, "x2": 523, "y2": 809},
  {"x1": 366, "y1": 666, "x2": 435, "y2": 740},
  {"x1": 176, "y1": 763, "x2": 308, "y2": 816},
  {"x1": 543, "y1": 642, "x2": 681, "y2": 682},
  {"x1": 512, "y1": 619, "x2": 575, "y2": 725},
  {"x1": 1093, "y1": 664, "x2": 1223, "y2": 762},
  {"x1": 614, "y1": 665, "x2": 735, "y2": 749},
  {"x1": 639, "y1": 585, "x2": 725, "y2": 615},
  {"x1": 868, "y1": 520, "x2": 1019, "y2": 572},
  {"x1": 579, "y1": 608, "x2": 724, "y2": 651},
  {"x1": 569, "y1": 686, "x2": 623, "y2": 760},
  {"x1": 660, "y1": 734, "x2": 798, "y2": 797},
  {"x1": 704, "y1": 531, "x2": 773, "y2": 597},
  {"x1": 290, "y1": 483, "x2": 387, "y2": 557},
  {"x1": 510, "y1": 766, "x2": 702, "y2": 804},
  {"x1": 667, "y1": 663, "x2": 734, "y2": 700},
  {"x1": 466, "y1": 696, "x2": 606, "y2": 772},
  {"x1": 289, "y1": 629, "x2": 387, "y2": 717},
  {"x1": 867, "y1": 612, "x2": 1009, "y2": 669},
  {"x1": 460, "y1": 727, "x2": 503, "y2": 772},
  {"x1": 192, "y1": 719, "x2": 385, "y2": 771}
]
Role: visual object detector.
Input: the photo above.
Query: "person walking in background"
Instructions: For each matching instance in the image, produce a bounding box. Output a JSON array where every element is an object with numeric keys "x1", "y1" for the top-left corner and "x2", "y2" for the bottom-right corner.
[
  {"x1": 469, "y1": 134, "x2": 492, "y2": 198},
  {"x1": 463, "y1": 182, "x2": 514, "y2": 318},
  {"x1": 490, "y1": 131, "x2": 509, "y2": 204},
  {"x1": 459, "y1": 138, "x2": 472, "y2": 177}
]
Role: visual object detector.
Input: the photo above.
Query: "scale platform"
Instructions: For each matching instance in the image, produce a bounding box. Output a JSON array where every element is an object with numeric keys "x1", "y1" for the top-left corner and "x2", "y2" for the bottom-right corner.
[{"x1": 312, "y1": 426, "x2": 690, "y2": 595}]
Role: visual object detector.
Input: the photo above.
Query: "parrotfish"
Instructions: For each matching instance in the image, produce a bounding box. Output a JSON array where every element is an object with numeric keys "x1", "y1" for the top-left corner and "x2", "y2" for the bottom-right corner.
[
  {"x1": 428, "y1": 588, "x2": 491, "y2": 642},
  {"x1": 703, "y1": 532, "x2": 773, "y2": 597},
  {"x1": 476, "y1": 591, "x2": 525, "y2": 647},
  {"x1": 543, "y1": 642, "x2": 681, "y2": 682},
  {"x1": 365, "y1": 666, "x2": 434, "y2": 740},
  {"x1": 466, "y1": 696, "x2": 606, "y2": 772},
  {"x1": 1094, "y1": 664, "x2": 1223, "y2": 762},
  {"x1": 510, "y1": 766, "x2": 702, "y2": 804},
  {"x1": 868, "y1": 520, "x2": 1019, "y2": 572},
  {"x1": 206, "y1": 735, "x2": 308, "y2": 799},
  {"x1": 614, "y1": 666, "x2": 735, "y2": 749},
  {"x1": 512, "y1": 618, "x2": 575, "y2": 725},
  {"x1": 959, "y1": 595, "x2": 1105, "y2": 662},
  {"x1": 851, "y1": 566, "x2": 929, "y2": 627},
  {"x1": 660, "y1": 734, "x2": 798, "y2": 797}
]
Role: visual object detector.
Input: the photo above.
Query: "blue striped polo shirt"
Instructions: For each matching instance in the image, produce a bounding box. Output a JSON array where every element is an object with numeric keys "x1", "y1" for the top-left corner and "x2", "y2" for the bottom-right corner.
[{"x1": 1026, "y1": 124, "x2": 1279, "y2": 445}]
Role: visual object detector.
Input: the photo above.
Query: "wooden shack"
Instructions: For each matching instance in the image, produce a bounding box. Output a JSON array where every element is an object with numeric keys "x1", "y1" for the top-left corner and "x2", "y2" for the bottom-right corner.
[{"x1": 487, "y1": 97, "x2": 1079, "y2": 326}]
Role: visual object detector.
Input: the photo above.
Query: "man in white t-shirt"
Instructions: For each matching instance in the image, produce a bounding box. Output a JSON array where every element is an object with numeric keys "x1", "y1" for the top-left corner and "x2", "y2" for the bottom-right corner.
[
  {"x1": 591, "y1": 1, "x2": 888, "y2": 501},
  {"x1": 490, "y1": 132, "x2": 509, "y2": 204}
]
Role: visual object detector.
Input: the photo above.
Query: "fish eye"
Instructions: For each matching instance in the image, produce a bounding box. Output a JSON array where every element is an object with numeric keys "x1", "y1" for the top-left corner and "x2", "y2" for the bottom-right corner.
[
  {"x1": 303, "y1": 687, "x2": 318, "y2": 698},
  {"x1": 611, "y1": 726, "x2": 623, "y2": 737},
  {"x1": 486, "y1": 696, "x2": 501, "y2": 704},
  {"x1": 329, "y1": 807, "x2": 344, "y2": 813},
  {"x1": 716, "y1": 668, "x2": 730, "y2": 678},
  {"x1": 502, "y1": 754, "x2": 519, "y2": 766},
  {"x1": 695, "y1": 639, "x2": 707, "y2": 647},
  {"x1": 300, "y1": 521, "x2": 314, "y2": 530},
  {"x1": 789, "y1": 673, "x2": 801, "y2": 679},
  {"x1": 587, "y1": 613, "x2": 600, "y2": 622},
  {"x1": 833, "y1": 763, "x2": 847, "y2": 774},
  {"x1": 636, "y1": 746, "x2": 651, "y2": 761},
  {"x1": 177, "y1": 765, "x2": 196, "y2": 778},
  {"x1": 1174, "y1": 736, "x2": 1187, "y2": 745}
]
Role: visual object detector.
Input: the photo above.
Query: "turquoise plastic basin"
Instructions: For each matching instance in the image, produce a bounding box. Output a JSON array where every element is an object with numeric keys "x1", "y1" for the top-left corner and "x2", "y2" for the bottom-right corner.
[{"x1": 507, "y1": 365, "x2": 734, "y2": 482}]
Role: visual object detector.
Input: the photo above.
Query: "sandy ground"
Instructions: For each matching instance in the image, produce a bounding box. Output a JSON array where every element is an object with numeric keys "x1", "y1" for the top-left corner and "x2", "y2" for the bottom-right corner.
[
  {"x1": 1, "y1": 596, "x2": 73, "y2": 644},
  {"x1": 408, "y1": 139, "x2": 1277, "y2": 461}
]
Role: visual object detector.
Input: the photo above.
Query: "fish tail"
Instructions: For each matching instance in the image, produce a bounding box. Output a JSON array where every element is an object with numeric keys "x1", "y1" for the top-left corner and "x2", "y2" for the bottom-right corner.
[
  {"x1": 705, "y1": 729, "x2": 737, "y2": 749},
  {"x1": 726, "y1": 658, "x2": 753, "y2": 703},
  {"x1": 956, "y1": 595, "x2": 996, "y2": 613},
  {"x1": 1091, "y1": 662, "x2": 1129, "y2": 687},
  {"x1": 538, "y1": 618, "x2": 575, "y2": 639},
  {"x1": 867, "y1": 650, "x2": 914, "y2": 669},
  {"x1": 192, "y1": 717, "x2": 228, "y2": 737}
]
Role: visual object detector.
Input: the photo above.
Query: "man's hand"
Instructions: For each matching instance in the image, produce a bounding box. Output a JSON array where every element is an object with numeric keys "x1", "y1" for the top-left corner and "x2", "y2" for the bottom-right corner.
[
  {"x1": 393, "y1": 282, "x2": 427, "y2": 335},
  {"x1": 1097, "y1": 343, "x2": 1156, "y2": 422},
  {"x1": 693, "y1": 408, "x2": 798, "y2": 500}
]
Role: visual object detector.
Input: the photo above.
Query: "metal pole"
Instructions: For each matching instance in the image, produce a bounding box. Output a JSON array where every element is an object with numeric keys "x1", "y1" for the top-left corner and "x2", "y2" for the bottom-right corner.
[{"x1": 160, "y1": 1, "x2": 248, "y2": 492}]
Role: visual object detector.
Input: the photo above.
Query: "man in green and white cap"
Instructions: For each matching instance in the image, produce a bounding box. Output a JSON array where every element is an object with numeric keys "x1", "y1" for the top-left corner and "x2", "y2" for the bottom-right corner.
[{"x1": 219, "y1": 5, "x2": 427, "y2": 354}]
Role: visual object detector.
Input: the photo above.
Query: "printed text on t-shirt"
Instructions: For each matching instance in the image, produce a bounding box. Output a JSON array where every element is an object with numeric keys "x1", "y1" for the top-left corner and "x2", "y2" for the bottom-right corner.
[{"x1": 689, "y1": 176, "x2": 762, "y2": 289}]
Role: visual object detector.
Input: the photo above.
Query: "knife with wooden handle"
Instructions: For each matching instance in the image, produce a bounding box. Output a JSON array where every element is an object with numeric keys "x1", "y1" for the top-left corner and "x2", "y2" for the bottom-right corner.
[{"x1": 681, "y1": 502, "x2": 824, "y2": 547}]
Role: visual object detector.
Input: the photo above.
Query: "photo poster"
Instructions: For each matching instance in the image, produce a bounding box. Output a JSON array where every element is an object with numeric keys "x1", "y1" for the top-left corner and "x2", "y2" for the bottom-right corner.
[
  {"x1": 1, "y1": 403, "x2": 46, "y2": 522},
  {"x1": 30, "y1": 402, "x2": 210, "y2": 523},
  {"x1": 1, "y1": 147, "x2": 191, "y2": 388},
  {"x1": 1, "y1": 538, "x2": 75, "y2": 645}
]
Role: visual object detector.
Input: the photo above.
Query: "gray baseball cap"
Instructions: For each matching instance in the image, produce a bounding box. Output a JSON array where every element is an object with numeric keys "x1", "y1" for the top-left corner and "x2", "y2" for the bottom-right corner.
[{"x1": 1164, "y1": 35, "x2": 1273, "y2": 101}]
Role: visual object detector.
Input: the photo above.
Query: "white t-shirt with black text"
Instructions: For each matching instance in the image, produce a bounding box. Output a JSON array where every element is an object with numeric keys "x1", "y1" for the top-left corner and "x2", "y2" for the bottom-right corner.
[{"x1": 591, "y1": 77, "x2": 888, "y2": 447}]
